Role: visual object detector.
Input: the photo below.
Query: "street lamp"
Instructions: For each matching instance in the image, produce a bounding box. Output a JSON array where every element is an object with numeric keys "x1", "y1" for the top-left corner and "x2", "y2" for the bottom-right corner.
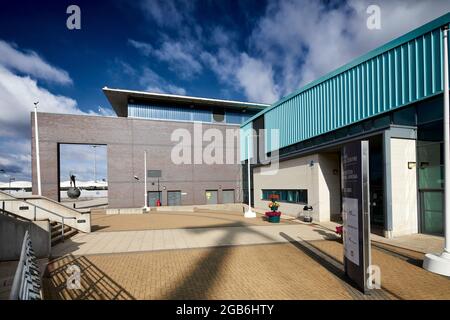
[
  {"x1": 9, "y1": 177, "x2": 15, "y2": 194},
  {"x1": 34, "y1": 101, "x2": 42, "y2": 196},
  {"x1": 244, "y1": 134, "x2": 256, "y2": 218},
  {"x1": 91, "y1": 145, "x2": 98, "y2": 183}
]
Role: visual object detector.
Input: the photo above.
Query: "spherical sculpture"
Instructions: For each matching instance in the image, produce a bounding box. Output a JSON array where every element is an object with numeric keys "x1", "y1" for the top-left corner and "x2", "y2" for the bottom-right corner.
[{"x1": 67, "y1": 187, "x2": 81, "y2": 199}]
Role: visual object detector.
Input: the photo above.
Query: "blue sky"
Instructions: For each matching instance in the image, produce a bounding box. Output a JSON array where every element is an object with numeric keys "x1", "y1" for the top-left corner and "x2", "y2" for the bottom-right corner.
[{"x1": 0, "y1": 0, "x2": 450, "y2": 182}]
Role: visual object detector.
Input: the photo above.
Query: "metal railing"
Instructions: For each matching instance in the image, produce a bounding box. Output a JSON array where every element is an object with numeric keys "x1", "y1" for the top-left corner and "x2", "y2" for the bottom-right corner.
[
  {"x1": 9, "y1": 231, "x2": 42, "y2": 300},
  {"x1": 1, "y1": 199, "x2": 77, "y2": 242}
]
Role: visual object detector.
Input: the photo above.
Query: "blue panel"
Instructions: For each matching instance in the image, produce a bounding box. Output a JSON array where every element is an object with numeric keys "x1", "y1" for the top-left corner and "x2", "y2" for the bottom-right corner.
[{"x1": 192, "y1": 108, "x2": 212, "y2": 122}]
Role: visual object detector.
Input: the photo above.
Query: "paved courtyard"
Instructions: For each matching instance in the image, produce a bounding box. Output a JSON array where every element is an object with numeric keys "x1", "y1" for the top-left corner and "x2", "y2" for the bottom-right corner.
[
  {"x1": 43, "y1": 210, "x2": 450, "y2": 300},
  {"x1": 90, "y1": 210, "x2": 294, "y2": 232}
]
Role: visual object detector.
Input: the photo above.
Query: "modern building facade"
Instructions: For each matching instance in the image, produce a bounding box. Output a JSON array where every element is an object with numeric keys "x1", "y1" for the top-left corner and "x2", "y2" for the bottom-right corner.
[
  {"x1": 31, "y1": 88, "x2": 268, "y2": 208},
  {"x1": 241, "y1": 13, "x2": 450, "y2": 238}
]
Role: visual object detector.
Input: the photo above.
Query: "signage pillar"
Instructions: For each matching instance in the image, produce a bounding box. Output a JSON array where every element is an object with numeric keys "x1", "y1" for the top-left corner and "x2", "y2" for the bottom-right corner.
[{"x1": 341, "y1": 140, "x2": 372, "y2": 293}]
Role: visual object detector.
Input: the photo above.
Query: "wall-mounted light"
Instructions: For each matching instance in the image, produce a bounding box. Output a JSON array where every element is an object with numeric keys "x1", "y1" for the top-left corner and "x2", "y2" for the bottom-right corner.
[
  {"x1": 333, "y1": 169, "x2": 339, "y2": 175},
  {"x1": 309, "y1": 160, "x2": 314, "y2": 167},
  {"x1": 408, "y1": 162, "x2": 416, "y2": 169}
]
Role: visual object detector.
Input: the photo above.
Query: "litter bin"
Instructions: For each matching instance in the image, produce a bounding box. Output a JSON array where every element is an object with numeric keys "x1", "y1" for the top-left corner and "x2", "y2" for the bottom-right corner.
[{"x1": 303, "y1": 205, "x2": 313, "y2": 223}]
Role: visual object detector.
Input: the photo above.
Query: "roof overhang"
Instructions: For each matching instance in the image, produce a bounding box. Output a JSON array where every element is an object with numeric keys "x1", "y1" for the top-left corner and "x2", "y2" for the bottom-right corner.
[{"x1": 102, "y1": 87, "x2": 270, "y2": 117}]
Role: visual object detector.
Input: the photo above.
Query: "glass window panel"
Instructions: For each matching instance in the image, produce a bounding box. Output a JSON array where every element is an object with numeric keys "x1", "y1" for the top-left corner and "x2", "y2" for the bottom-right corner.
[
  {"x1": 226, "y1": 112, "x2": 242, "y2": 124},
  {"x1": 422, "y1": 191, "x2": 444, "y2": 234},
  {"x1": 261, "y1": 189, "x2": 308, "y2": 204}
]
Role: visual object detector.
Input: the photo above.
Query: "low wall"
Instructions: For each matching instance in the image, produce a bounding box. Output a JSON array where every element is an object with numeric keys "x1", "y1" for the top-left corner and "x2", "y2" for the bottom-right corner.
[
  {"x1": 0, "y1": 214, "x2": 51, "y2": 261},
  {"x1": 96, "y1": 203, "x2": 246, "y2": 215}
]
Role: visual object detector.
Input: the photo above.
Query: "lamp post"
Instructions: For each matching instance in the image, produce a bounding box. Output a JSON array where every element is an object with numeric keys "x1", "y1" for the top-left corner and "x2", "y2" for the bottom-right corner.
[
  {"x1": 8, "y1": 177, "x2": 15, "y2": 195},
  {"x1": 91, "y1": 145, "x2": 98, "y2": 183},
  {"x1": 144, "y1": 151, "x2": 149, "y2": 211},
  {"x1": 34, "y1": 101, "x2": 42, "y2": 196},
  {"x1": 423, "y1": 25, "x2": 450, "y2": 276},
  {"x1": 244, "y1": 134, "x2": 256, "y2": 218}
]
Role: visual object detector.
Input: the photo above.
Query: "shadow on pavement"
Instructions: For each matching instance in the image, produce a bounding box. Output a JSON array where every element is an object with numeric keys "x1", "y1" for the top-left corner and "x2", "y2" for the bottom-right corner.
[
  {"x1": 163, "y1": 222, "x2": 277, "y2": 299},
  {"x1": 279, "y1": 232, "x2": 395, "y2": 300},
  {"x1": 42, "y1": 254, "x2": 135, "y2": 300}
]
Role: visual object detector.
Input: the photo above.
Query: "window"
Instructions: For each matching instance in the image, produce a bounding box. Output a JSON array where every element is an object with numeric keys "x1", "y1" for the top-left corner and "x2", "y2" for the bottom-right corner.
[
  {"x1": 226, "y1": 112, "x2": 243, "y2": 124},
  {"x1": 261, "y1": 189, "x2": 308, "y2": 204}
]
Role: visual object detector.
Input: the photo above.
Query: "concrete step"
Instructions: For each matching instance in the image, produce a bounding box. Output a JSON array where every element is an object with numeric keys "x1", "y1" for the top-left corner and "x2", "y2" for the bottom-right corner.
[
  {"x1": 51, "y1": 225, "x2": 71, "y2": 238},
  {"x1": 51, "y1": 229, "x2": 77, "y2": 246},
  {"x1": 50, "y1": 222, "x2": 78, "y2": 246}
]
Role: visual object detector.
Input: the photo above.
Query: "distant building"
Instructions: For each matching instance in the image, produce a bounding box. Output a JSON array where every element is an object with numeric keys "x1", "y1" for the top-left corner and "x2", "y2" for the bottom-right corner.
[{"x1": 31, "y1": 88, "x2": 268, "y2": 208}]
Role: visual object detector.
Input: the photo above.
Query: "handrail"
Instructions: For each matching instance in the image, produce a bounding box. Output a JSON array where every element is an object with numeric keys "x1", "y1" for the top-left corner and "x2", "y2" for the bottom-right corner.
[
  {"x1": 0, "y1": 198, "x2": 79, "y2": 220},
  {"x1": 0, "y1": 206, "x2": 32, "y2": 222},
  {"x1": 9, "y1": 231, "x2": 42, "y2": 300},
  {"x1": 1, "y1": 198, "x2": 78, "y2": 242}
]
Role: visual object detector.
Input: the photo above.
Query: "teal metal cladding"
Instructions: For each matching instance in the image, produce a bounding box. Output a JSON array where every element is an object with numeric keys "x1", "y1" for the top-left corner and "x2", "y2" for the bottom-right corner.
[{"x1": 242, "y1": 14, "x2": 450, "y2": 154}]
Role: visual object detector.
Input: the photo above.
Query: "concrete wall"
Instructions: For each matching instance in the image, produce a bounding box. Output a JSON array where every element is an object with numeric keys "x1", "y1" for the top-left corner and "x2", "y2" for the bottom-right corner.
[
  {"x1": 0, "y1": 214, "x2": 50, "y2": 261},
  {"x1": 32, "y1": 113, "x2": 242, "y2": 208},
  {"x1": 389, "y1": 138, "x2": 418, "y2": 237},
  {"x1": 252, "y1": 153, "x2": 340, "y2": 222}
]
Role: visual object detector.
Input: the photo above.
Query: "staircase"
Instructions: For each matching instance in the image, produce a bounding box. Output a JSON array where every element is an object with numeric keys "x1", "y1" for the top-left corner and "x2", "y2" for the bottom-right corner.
[{"x1": 50, "y1": 221, "x2": 78, "y2": 246}]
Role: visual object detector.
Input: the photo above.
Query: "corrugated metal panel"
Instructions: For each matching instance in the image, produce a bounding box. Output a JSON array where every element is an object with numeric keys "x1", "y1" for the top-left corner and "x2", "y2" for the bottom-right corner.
[
  {"x1": 263, "y1": 22, "x2": 449, "y2": 152},
  {"x1": 129, "y1": 103, "x2": 192, "y2": 121}
]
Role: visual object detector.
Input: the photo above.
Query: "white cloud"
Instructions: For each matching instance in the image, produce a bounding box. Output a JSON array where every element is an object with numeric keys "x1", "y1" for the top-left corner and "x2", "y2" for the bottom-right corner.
[
  {"x1": 0, "y1": 41, "x2": 112, "y2": 182},
  {"x1": 236, "y1": 54, "x2": 279, "y2": 103},
  {"x1": 129, "y1": 39, "x2": 202, "y2": 78},
  {"x1": 59, "y1": 144, "x2": 108, "y2": 181},
  {"x1": 139, "y1": 0, "x2": 196, "y2": 29},
  {"x1": 250, "y1": 0, "x2": 450, "y2": 95},
  {"x1": 0, "y1": 65, "x2": 81, "y2": 138},
  {"x1": 0, "y1": 40, "x2": 73, "y2": 85},
  {"x1": 139, "y1": 67, "x2": 186, "y2": 95}
]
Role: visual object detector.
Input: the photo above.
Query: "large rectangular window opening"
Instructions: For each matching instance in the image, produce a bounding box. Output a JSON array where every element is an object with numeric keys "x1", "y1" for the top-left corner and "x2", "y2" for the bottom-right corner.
[{"x1": 58, "y1": 144, "x2": 108, "y2": 207}]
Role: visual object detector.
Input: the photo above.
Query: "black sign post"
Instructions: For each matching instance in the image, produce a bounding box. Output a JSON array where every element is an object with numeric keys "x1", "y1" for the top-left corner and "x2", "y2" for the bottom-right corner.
[{"x1": 341, "y1": 140, "x2": 371, "y2": 293}]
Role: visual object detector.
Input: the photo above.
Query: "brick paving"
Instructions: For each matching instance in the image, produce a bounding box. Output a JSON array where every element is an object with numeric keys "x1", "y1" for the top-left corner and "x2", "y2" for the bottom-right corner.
[
  {"x1": 41, "y1": 211, "x2": 450, "y2": 300},
  {"x1": 91, "y1": 210, "x2": 294, "y2": 232},
  {"x1": 51, "y1": 224, "x2": 336, "y2": 257},
  {"x1": 308, "y1": 240, "x2": 450, "y2": 300},
  {"x1": 43, "y1": 239, "x2": 450, "y2": 300}
]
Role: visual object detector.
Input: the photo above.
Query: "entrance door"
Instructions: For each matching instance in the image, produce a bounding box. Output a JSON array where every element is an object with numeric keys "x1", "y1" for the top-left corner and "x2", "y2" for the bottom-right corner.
[
  {"x1": 368, "y1": 135, "x2": 385, "y2": 233},
  {"x1": 417, "y1": 141, "x2": 444, "y2": 235},
  {"x1": 420, "y1": 191, "x2": 444, "y2": 235},
  {"x1": 222, "y1": 190, "x2": 235, "y2": 203},
  {"x1": 147, "y1": 191, "x2": 162, "y2": 207},
  {"x1": 205, "y1": 190, "x2": 218, "y2": 204},
  {"x1": 167, "y1": 191, "x2": 181, "y2": 206}
]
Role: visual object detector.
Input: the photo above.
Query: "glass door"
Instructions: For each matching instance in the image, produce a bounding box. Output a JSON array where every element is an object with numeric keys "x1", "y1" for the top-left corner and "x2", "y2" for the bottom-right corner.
[
  {"x1": 417, "y1": 141, "x2": 444, "y2": 235},
  {"x1": 420, "y1": 191, "x2": 444, "y2": 235}
]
